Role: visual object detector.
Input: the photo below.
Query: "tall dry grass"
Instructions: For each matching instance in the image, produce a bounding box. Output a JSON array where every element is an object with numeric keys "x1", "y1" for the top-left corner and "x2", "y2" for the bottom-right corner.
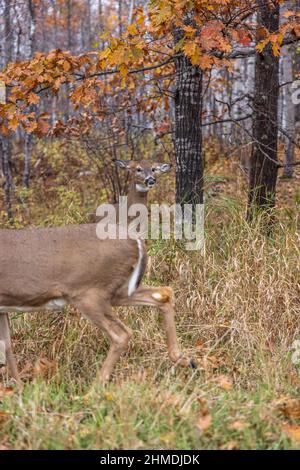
[{"x1": 0, "y1": 142, "x2": 300, "y2": 449}]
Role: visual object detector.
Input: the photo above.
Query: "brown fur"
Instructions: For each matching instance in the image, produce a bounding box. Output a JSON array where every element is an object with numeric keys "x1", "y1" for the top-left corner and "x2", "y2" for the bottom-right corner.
[{"x1": 0, "y1": 223, "x2": 194, "y2": 385}]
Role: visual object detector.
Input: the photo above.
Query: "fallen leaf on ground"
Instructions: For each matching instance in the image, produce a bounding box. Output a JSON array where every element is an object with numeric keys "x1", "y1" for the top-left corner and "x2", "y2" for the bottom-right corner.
[
  {"x1": 214, "y1": 374, "x2": 233, "y2": 391},
  {"x1": 161, "y1": 392, "x2": 181, "y2": 407},
  {"x1": 228, "y1": 420, "x2": 249, "y2": 431},
  {"x1": 0, "y1": 435, "x2": 10, "y2": 450},
  {"x1": 196, "y1": 413, "x2": 212, "y2": 433},
  {"x1": 282, "y1": 423, "x2": 300, "y2": 446},
  {"x1": 195, "y1": 340, "x2": 204, "y2": 350},
  {"x1": 220, "y1": 440, "x2": 238, "y2": 450},
  {"x1": 0, "y1": 385, "x2": 14, "y2": 399},
  {"x1": 19, "y1": 361, "x2": 34, "y2": 379},
  {"x1": 0, "y1": 443, "x2": 10, "y2": 450},
  {"x1": 274, "y1": 397, "x2": 300, "y2": 419},
  {"x1": 33, "y1": 357, "x2": 57, "y2": 378},
  {"x1": 0, "y1": 411, "x2": 10, "y2": 424}
]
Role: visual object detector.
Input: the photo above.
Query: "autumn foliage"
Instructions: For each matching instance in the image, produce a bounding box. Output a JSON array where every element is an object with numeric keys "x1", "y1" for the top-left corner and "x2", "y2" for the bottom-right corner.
[{"x1": 1, "y1": 0, "x2": 300, "y2": 138}]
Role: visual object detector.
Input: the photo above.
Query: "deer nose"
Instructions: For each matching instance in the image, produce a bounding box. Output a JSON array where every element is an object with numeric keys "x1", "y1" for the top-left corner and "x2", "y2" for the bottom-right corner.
[{"x1": 146, "y1": 177, "x2": 156, "y2": 188}]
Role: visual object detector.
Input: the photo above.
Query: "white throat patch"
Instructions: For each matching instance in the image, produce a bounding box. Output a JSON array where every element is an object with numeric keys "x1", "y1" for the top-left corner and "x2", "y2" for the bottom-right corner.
[{"x1": 135, "y1": 184, "x2": 149, "y2": 193}]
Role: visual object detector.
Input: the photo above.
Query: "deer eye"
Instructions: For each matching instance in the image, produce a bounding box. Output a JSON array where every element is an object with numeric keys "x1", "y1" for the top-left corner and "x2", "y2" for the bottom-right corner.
[
  {"x1": 151, "y1": 167, "x2": 156, "y2": 173},
  {"x1": 136, "y1": 167, "x2": 142, "y2": 173}
]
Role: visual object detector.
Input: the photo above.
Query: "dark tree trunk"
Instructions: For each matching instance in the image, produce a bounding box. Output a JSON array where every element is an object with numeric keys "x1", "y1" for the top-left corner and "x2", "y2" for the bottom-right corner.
[
  {"x1": 0, "y1": 0, "x2": 13, "y2": 220},
  {"x1": 23, "y1": 133, "x2": 32, "y2": 188},
  {"x1": 294, "y1": 0, "x2": 300, "y2": 125},
  {"x1": 173, "y1": 27, "x2": 203, "y2": 213},
  {"x1": 295, "y1": 50, "x2": 300, "y2": 124},
  {"x1": 247, "y1": 0, "x2": 280, "y2": 218},
  {"x1": 23, "y1": 0, "x2": 36, "y2": 188},
  {"x1": 64, "y1": 0, "x2": 73, "y2": 122},
  {"x1": 0, "y1": 137, "x2": 13, "y2": 221}
]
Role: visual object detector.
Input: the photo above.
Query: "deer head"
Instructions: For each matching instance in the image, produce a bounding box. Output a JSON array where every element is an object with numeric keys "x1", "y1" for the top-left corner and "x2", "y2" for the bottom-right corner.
[{"x1": 115, "y1": 159, "x2": 172, "y2": 192}]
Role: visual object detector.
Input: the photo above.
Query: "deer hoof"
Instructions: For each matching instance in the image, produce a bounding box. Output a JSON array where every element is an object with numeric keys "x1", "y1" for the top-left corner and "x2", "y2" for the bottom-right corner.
[{"x1": 189, "y1": 358, "x2": 197, "y2": 369}]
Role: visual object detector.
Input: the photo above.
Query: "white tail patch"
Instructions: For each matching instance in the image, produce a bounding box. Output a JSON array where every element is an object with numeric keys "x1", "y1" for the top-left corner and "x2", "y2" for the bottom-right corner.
[
  {"x1": 152, "y1": 292, "x2": 162, "y2": 300},
  {"x1": 128, "y1": 239, "x2": 144, "y2": 296}
]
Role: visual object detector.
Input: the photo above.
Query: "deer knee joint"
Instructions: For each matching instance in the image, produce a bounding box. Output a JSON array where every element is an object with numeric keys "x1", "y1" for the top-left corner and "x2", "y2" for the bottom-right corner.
[{"x1": 114, "y1": 329, "x2": 132, "y2": 351}]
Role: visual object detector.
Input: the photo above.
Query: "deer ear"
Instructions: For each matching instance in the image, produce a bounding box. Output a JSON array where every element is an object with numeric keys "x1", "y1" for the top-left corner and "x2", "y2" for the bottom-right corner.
[
  {"x1": 159, "y1": 163, "x2": 172, "y2": 173},
  {"x1": 115, "y1": 159, "x2": 131, "y2": 170}
]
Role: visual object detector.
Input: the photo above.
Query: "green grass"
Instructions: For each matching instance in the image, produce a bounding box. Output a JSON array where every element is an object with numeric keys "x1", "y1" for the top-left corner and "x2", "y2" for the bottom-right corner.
[{"x1": 1, "y1": 376, "x2": 298, "y2": 449}]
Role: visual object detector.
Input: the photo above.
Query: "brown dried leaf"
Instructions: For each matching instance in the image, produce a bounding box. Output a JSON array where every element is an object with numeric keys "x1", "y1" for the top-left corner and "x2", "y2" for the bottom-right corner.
[
  {"x1": 220, "y1": 440, "x2": 238, "y2": 450},
  {"x1": 274, "y1": 397, "x2": 300, "y2": 419},
  {"x1": 282, "y1": 423, "x2": 300, "y2": 446},
  {"x1": 0, "y1": 443, "x2": 10, "y2": 450},
  {"x1": 214, "y1": 374, "x2": 233, "y2": 391},
  {"x1": 196, "y1": 413, "x2": 212, "y2": 434},
  {"x1": 228, "y1": 420, "x2": 248, "y2": 431},
  {"x1": 195, "y1": 340, "x2": 204, "y2": 350},
  {"x1": 0, "y1": 435, "x2": 10, "y2": 450},
  {"x1": 33, "y1": 357, "x2": 57, "y2": 379},
  {"x1": 293, "y1": 25, "x2": 300, "y2": 38},
  {"x1": 0, "y1": 411, "x2": 10, "y2": 424},
  {"x1": 0, "y1": 384, "x2": 14, "y2": 399}
]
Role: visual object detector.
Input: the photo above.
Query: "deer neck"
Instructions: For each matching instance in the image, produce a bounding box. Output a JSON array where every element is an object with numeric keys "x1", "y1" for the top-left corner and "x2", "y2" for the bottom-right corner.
[{"x1": 127, "y1": 182, "x2": 149, "y2": 208}]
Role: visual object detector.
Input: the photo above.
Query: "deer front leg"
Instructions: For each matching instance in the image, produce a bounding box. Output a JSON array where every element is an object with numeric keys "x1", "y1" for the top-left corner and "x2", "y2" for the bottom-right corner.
[
  {"x1": 0, "y1": 313, "x2": 21, "y2": 385},
  {"x1": 113, "y1": 286, "x2": 196, "y2": 369},
  {"x1": 72, "y1": 290, "x2": 132, "y2": 383}
]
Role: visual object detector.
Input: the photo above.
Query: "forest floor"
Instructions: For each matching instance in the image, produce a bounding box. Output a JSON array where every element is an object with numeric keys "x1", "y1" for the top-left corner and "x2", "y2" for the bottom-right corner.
[{"x1": 0, "y1": 141, "x2": 300, "y2": 450}]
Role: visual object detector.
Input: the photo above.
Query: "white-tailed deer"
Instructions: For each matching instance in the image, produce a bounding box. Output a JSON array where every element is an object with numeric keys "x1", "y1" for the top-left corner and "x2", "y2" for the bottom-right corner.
[
  {"x1": 0, "y1": 223, "x2": 195, "y2": 385},
  {"x1": 93, "y1": 159, "x2": 172, "y2": 227},
  {"x1": 114, "y1": 159, "x2": 172, "y2": 208}
]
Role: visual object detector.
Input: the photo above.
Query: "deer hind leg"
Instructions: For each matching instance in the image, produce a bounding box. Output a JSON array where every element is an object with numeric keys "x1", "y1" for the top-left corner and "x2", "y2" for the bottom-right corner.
[
  {"x1": 113, "y1": 286, "x2": 196, "y2": 369},
  {"x1": 0, "y1": 313, "x2": 21, "y2": 384},
  {"x1": 72, "y1": 290, "x2": 132, "y2": 383}
]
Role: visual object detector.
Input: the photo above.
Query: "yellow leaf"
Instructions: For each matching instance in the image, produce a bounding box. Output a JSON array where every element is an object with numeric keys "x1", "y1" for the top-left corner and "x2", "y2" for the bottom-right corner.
[
  {"x1": 119, "y1": 64, "x2": 128, "y2": 77},
  {"x1": 99, "y1": 48, "x2": 111, "y2": 61},
  {"x1": 272, "y1": 42, "x2": 280, "y2": 57},
  {"x1": 8, "y1": 118, "x2": 19, "y2": 132},
  {"x1": 127, "y1": 24, "x2": 138, "y2": 36}
]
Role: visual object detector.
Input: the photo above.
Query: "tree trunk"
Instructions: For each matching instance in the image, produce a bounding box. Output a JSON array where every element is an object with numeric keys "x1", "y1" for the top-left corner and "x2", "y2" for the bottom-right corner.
[
  {"x1": 23, "y1": 0, "x2": 36, "y2": 188},
  {"x1": 0, "y1": 137, "x2": 13, "y2": 221},
  {"x1": 294, "y1": 0, "x2": 300, "y2": 125},
  {"x1": 118, "y1": 0, "x2": 122, "y2": 38},
  {"x1": 247, "y1": 0, "x2": 280, "y2": 218},
  {"x1": 64, "y1": 0, "x2": 73, "y2": 122},
  {"x1": 295, "y1": 52, "x2": 300, "y2": 124},
  {"x1": 23, "y1": 133, "x2": 32, "y2": 188},
  {"x1": 173, "y1": 26, "x2": 203, "y2": 214},
  {"x1": 0, "y1": 0, "x2": 13, "y2": 220},
  {"x1": 282, "y1": 45, "x2": 295, "y2": 178}
]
